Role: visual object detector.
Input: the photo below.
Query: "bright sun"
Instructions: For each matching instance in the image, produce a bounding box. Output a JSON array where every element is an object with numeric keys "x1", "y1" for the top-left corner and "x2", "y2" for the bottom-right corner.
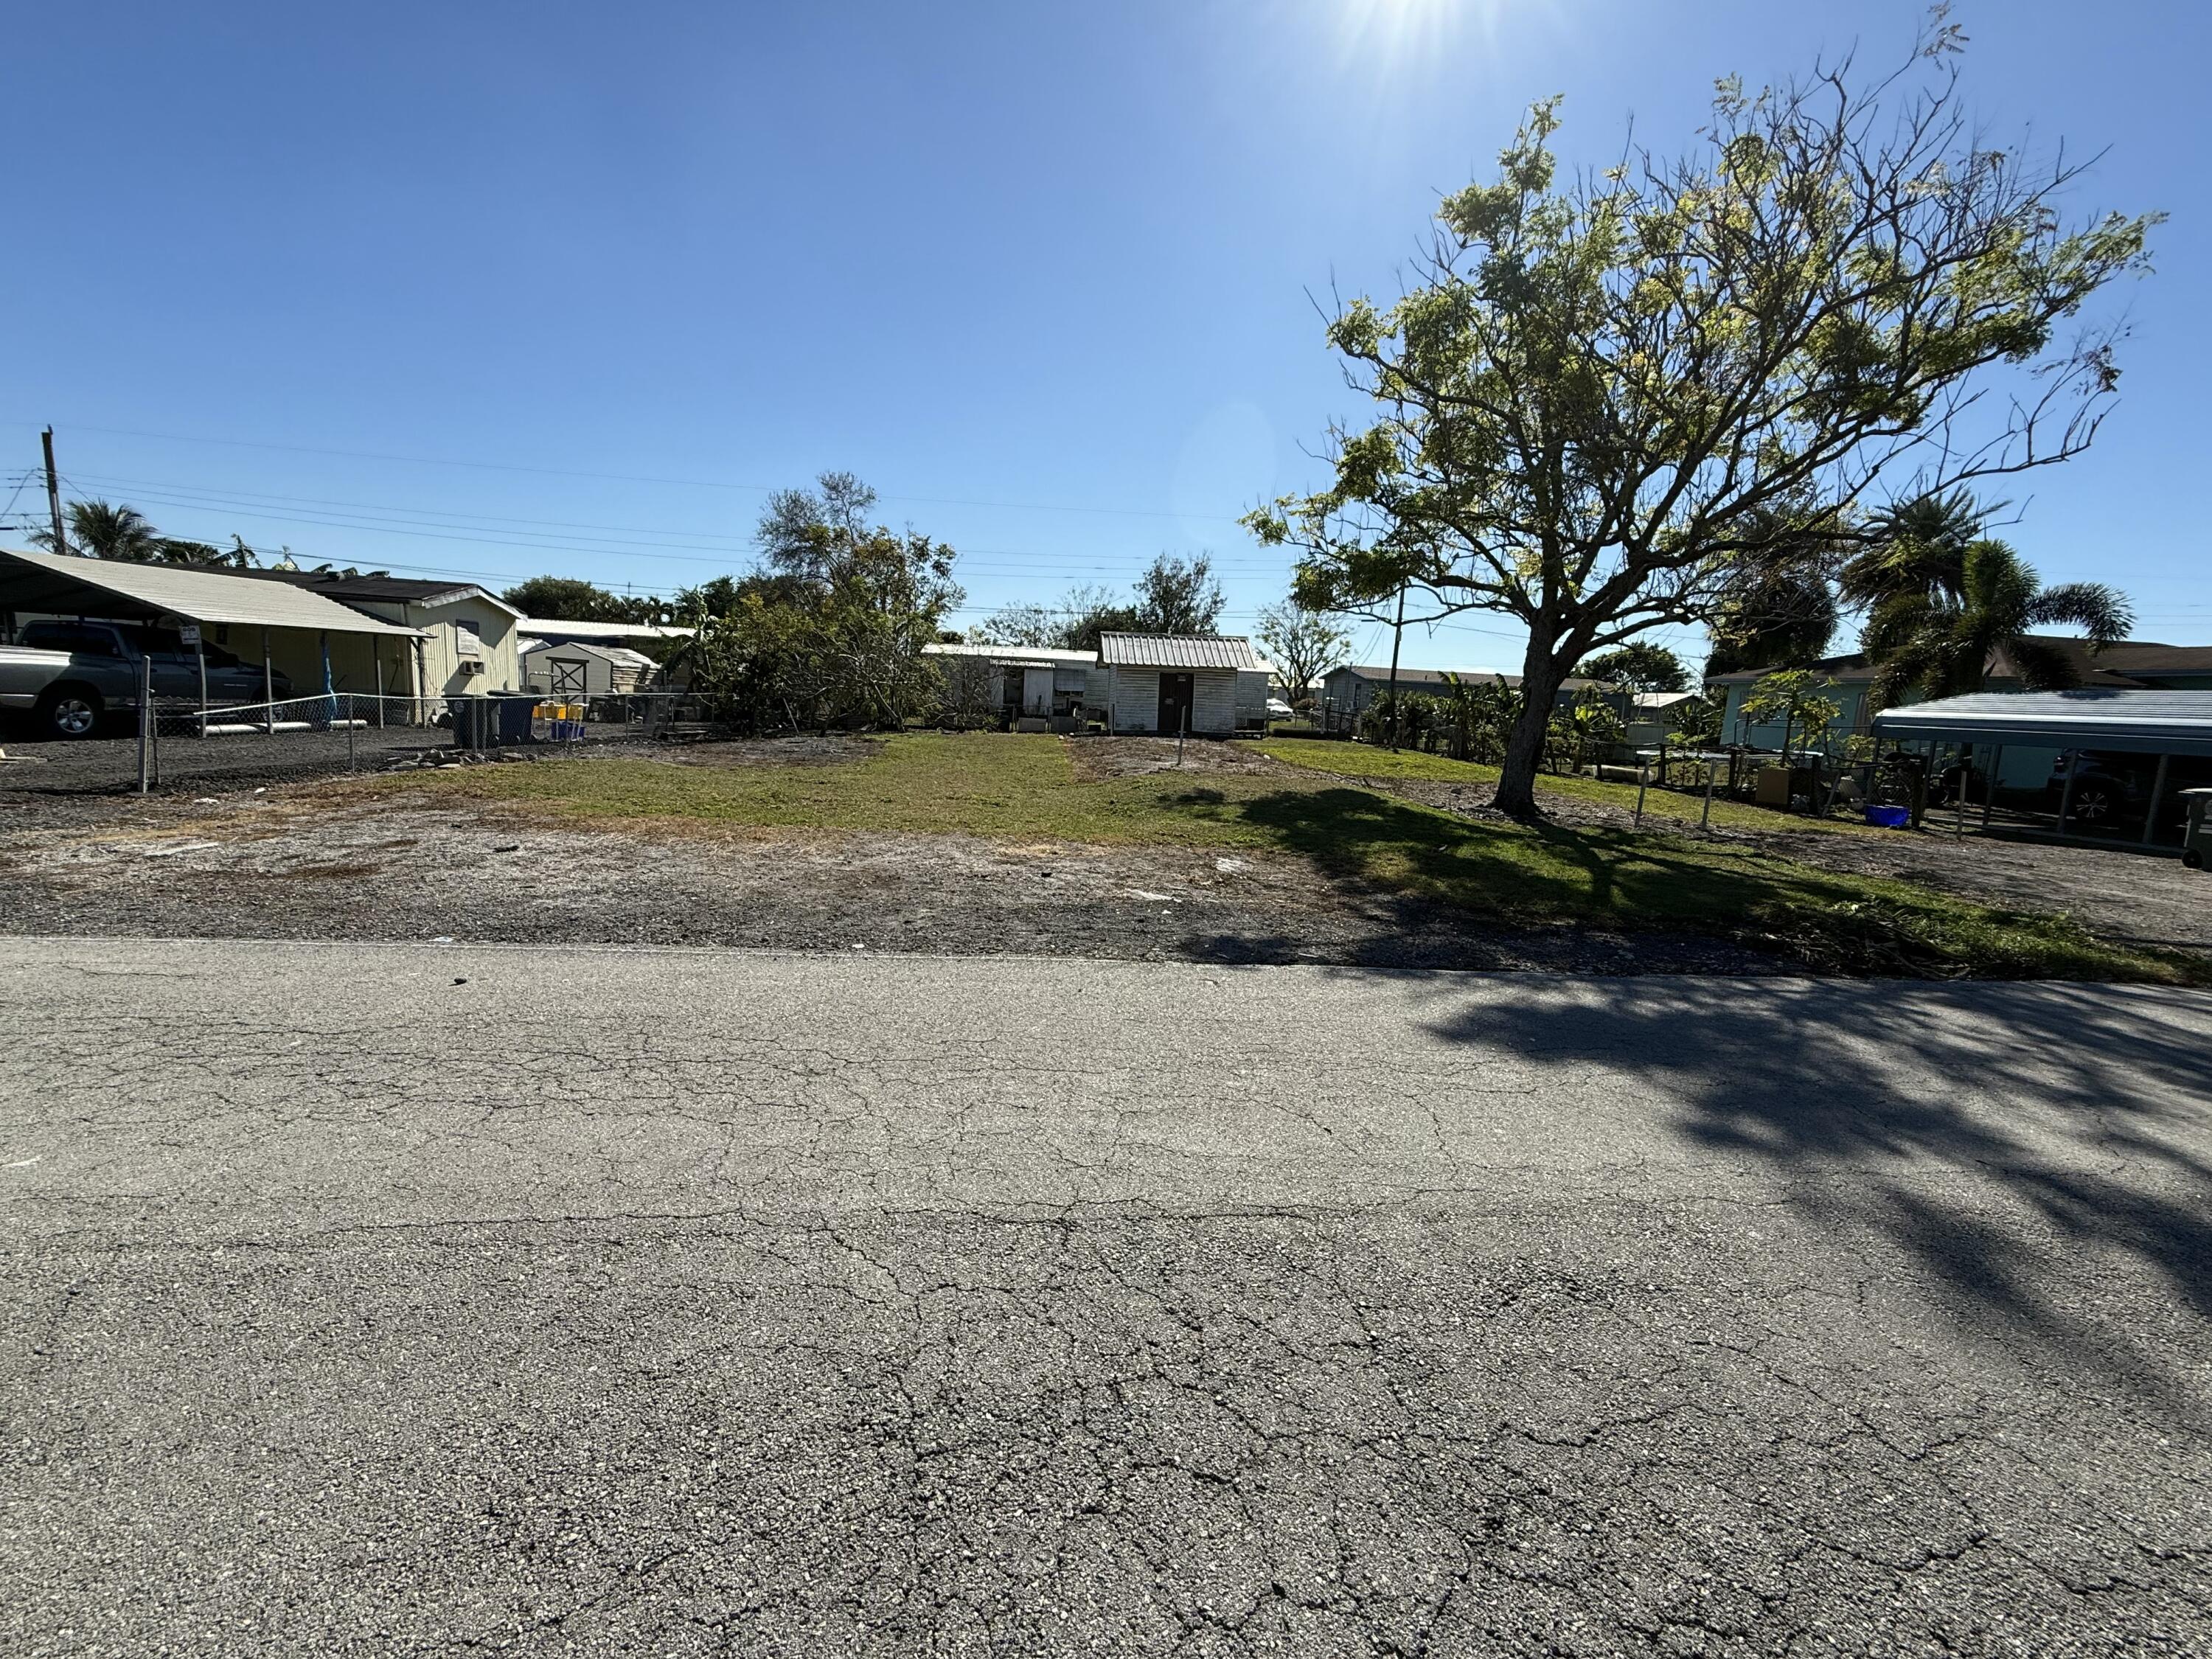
[{"x1": 1334, "y1": 0, "x2": 1498, "y2": 63}]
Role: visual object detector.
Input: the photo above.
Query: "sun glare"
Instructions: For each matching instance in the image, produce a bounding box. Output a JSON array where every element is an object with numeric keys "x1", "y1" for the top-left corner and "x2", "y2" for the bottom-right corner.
[{"x1": 1334, "y1": 0, "x2": 1501, "y2": 63}]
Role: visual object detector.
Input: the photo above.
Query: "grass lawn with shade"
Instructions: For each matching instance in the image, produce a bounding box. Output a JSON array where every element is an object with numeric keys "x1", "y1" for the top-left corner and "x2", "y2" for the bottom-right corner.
[
  {"x1": 1258, "y1": 737, "x2": 1876, "y2": 837},
  {"x1": 386, "y1": 733, "x2": 2202, "y2": 984}
]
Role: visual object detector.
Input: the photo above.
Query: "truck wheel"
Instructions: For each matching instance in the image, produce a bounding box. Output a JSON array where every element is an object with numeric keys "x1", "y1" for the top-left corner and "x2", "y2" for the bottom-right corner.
[
  {"x1": 36, "y1": 686, "x2": 102, "y2": 740},
  {"x1": 2185, "y1": 848, "x2": 2205, "y2": 871}
]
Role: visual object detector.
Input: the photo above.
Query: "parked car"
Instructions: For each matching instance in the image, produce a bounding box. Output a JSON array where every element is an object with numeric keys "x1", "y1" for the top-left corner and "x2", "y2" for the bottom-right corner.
[
  {"x1": 0, "y1": 619, "x2": 291, "y2": 739},
  {"x1": 2047, "y1": 750, "x2": 2212, "y2": 835}
]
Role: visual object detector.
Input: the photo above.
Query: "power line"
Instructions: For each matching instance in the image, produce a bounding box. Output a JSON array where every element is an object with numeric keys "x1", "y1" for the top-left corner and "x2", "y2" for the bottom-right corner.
[
  {"x1": 22, "y1": 420, "x2": 1256, "y2": 524},
  {"x1": 56, "y1": 473, "x2": 1300, "y2": 575}
]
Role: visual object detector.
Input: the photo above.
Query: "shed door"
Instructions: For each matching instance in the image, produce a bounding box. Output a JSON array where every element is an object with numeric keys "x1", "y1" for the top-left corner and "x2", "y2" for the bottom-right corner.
[
  {"x1": 1157, "y1": 672, "x2": 1194, "y2": 735},
  {"x1": 1021, "y1": 665, "x2": 1054, "y2": 717},
  {"x1": 549, "y1": 659, "x2": 589, "y2": 699}
]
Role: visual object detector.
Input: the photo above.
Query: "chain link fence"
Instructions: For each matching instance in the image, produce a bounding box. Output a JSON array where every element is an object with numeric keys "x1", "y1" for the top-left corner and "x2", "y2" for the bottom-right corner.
[{"x1": 1, "y1": 689, "x2": 720, "y2": 797}]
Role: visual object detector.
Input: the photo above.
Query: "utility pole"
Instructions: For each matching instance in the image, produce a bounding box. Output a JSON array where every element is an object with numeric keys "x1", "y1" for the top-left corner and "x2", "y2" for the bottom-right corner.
[
  {"x1": 1383, "y1": 585, "x2": 1406, "y2": 751},
  {"x1": 41, "y1": 428, "x2": 67, "y2": 555}
]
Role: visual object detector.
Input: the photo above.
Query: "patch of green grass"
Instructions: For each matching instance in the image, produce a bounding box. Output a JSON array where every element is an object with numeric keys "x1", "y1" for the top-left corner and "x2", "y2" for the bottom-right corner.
[
  {"x1": 1257, "y1": 737, "x2": 1875, "y2": 836},
  {"x1": 385, "y1": 734, "x2": 2202, "y2": 984},
  {"x1": 408, "y1": 734, "x2": 1291, "y2": 847}
]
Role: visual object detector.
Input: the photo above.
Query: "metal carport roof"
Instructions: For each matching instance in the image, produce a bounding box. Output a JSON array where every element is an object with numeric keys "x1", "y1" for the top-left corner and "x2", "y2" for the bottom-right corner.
[
  {"x1": 1871, "y1": 689, "x2": 2212, "y2": 757},
  {"x1": 0, "y1": 547, "x2": 423, "y2": 637}
]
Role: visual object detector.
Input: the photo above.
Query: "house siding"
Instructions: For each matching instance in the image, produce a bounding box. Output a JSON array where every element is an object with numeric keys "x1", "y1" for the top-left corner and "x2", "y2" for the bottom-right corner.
[
  {"x1": 1103, "y1": 665, "x2": 1238, "y2": 734},
  {"x1": 1235, "y1": 669, "x2": 1270, "y2": 724}
]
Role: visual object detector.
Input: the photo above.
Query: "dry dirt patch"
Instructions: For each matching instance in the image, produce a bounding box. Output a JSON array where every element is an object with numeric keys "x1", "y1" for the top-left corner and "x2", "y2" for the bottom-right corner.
[
  {"x1": 0, "y1": 774, "x2": 1771, "y2": 973},
  {"x1": 1065, "y1": 736, "x2": 1290, "y2": 782}
]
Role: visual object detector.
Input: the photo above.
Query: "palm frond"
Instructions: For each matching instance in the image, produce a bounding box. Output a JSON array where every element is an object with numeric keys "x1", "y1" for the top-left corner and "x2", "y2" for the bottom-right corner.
[{"x1": 2027, "y1": 582, "x2": 2135, "y2": 649}]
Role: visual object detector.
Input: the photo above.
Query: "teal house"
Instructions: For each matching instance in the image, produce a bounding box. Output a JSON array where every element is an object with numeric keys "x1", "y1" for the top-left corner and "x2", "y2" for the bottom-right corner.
[{"x1": 1707, "y1": 639, "x2": 2212, "y2": 753}]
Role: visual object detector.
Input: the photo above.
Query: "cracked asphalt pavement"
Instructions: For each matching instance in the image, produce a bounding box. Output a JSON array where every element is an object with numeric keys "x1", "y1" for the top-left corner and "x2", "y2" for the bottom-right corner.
[{"x1": 3, "y1": 936, "x2": 2209, "y2": 1655}]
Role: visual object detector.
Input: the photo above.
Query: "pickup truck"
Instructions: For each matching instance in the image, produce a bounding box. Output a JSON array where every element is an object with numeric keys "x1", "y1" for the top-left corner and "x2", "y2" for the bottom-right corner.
[{"x1": 0, "y1": 619, "x2": 292, "y2": 739}]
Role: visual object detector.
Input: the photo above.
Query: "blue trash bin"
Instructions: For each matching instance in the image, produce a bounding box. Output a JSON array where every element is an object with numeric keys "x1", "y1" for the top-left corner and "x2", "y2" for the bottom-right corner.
[{"x1": 492, "y1": 693, "x2": 536, "y2": 746}]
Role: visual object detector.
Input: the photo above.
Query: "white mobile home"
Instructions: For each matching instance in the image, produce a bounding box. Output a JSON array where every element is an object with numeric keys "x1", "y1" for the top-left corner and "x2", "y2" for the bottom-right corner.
[
  {"x1": 924, "y1": 641, "x2": 1096, "y2": 728},
  {"x1": 246, "y1": 571, "x2": 526, "y2": 698}
]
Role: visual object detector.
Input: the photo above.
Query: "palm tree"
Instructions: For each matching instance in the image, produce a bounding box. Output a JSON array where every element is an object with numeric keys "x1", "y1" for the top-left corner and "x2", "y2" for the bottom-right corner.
[
  {"x1": 31, "y1": 499, "x2": 162, "y2": 563},
  {"x1": 1861, "y1": 536, "x2": 2134, "y2": 706},
  {"x1": 1838, "y1": 488, "x2": 1986, "y2": 616},
  {"x1": 1703, "y1": 507, "x2": 1846, "y2": 678}
]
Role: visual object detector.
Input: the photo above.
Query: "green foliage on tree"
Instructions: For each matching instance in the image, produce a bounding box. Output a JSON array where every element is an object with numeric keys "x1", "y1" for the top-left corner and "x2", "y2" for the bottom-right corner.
[
  {"x1": 1702, "y1": 561, "x2": 1840, "y2": 680},
  {"x1": 1256, "y1": 599, "x2": 1349, "y2": 708},
  {"x1": 1663, "y1": 696, "x2": 1724, "y2": 750},
  {"x1": 978, "y1": 554, "x2": 1228, "y2": 654},
  {"x1": 1577, "y1": 641, "x2": 1688, "y2": 692},
  {"x1": 500, "y1": 575, "x2": 658, "y2": 622},
  {"x1": 1549, "y1": 687, "x2": 1628, "y2": 773},
  {"x1": 1133, "y1": 553, "x2": 1225, "y2": 636},
  {"x1": 1249, "y1": 15, "x2": 2158, "y2": 816},
  {"x1": 678, "y1": 475, "x2": 962, "y2": 733},
  {"x1": 32, "y1": 500, "x2": 254, "y2": 567},
  {"x1": 973, "y1": 602, "x2": 1069, "y2": 650},
  {"x1": 1741, "y1": 669, "x2": 1844, "y2": 762},
  {"x1": 1855, "y1": 526, "x2": 2133, "y2": 707}
]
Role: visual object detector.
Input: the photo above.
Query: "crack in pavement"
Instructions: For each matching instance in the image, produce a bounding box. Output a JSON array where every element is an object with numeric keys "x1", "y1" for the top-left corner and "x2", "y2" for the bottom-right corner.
[{"x1": 2, "y1": 937, "x2": 2209, "y2": 1655}]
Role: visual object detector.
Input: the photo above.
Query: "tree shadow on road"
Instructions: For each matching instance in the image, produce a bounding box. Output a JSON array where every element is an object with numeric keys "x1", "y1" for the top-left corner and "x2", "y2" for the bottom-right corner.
[{"x1": 1385, "y1": 973, "x2": 2212, "y2": 1411}]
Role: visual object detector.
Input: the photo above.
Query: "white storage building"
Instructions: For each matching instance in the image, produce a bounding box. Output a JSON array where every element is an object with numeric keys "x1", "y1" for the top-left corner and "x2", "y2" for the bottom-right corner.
[
  {"x1": 522, "y1": 639, "x2": 663, "y2": 698},
  {"x1": 1096, "y1": 634, "x2": 1267, "y2": 737}
]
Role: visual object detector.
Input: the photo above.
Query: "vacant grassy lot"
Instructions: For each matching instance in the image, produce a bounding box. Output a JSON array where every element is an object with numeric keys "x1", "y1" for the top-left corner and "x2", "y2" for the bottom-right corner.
[
  {"x1": 1259, "y1": 737, "x2": 1874, "y2": 837},
  {"x1": 391, "y1": 734, "x2": 2202, "y2": 983}
]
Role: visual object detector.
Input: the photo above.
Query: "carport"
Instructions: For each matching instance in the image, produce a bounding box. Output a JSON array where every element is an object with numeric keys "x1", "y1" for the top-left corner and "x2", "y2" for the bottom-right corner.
[
  {"x1": 1870, "y1": 689, "x2": 2212, "y2": 852},
  {"x1": 0, "y1": 546, "x2": 425, "y2": 720}
]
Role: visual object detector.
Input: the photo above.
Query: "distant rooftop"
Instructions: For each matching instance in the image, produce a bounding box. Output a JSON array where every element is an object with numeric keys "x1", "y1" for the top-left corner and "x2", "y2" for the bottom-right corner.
[
  {"x1": 1704, "y1": 637, "x2": 2211, "y2": 689},
  {"x1": 1329, "y1": 664, "x2": 1607, "y2": 692}
]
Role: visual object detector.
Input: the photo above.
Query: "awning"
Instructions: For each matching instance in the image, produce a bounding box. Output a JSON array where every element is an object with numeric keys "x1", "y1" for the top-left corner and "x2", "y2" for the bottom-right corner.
[
  {"x1": 1870, "y1": 689, "x2": 2212, "y2": 758},
  {"x1": 0, "y1": 547, "x2": 424, "y2": 638}
]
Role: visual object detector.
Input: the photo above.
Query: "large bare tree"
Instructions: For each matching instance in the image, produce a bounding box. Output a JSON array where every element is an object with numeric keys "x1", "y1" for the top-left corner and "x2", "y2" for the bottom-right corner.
[{"x1": 1249, "y1": 13, "x2": 2158, "y2": 815}]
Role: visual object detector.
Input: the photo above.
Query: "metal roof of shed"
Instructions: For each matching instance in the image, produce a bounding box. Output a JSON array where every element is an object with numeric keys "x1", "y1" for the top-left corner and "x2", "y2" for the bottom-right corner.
[
  {"x1": 923, "y1": 641, "x2": 1098, "y2": 666},
  {"x1": 521, "y1": 639, "x2": 659, "y2": 670},
  {"x1": 0, "y1": 547, "x2": 422, "y2": 637},
  {"x1": 518, "y1": 618, "x2": 695, "y2": 642},
  {"x1": 1098, "y1": 633, "x2": 1265, "y2": 672},
  {"x1": 1871, "y1": 689, "x2": 2212, "y2": 757}
]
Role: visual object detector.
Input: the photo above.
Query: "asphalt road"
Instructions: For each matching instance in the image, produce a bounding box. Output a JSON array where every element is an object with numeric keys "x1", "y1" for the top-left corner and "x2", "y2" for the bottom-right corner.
[{"x1": 3, "y1": 939, "x2": 2209, "y2": 1656}]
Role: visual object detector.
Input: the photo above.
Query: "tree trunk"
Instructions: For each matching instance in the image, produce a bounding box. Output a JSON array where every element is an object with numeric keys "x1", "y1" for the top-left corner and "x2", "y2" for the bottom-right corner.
[{"x1": 1492, "y1": 644, "x2": 1567, "y2": 818}]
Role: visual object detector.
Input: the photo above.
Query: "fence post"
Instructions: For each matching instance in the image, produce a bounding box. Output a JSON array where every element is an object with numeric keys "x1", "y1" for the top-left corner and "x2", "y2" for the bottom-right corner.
[
  {"x1": 136, "y1": 654, "x2": 153, "y2": 794},
  {"x1": 347, "y1": 695, "x2": 358, "y2": 773}
]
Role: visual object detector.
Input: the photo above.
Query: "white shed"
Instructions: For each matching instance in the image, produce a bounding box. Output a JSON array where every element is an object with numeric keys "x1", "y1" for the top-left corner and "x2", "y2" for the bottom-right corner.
[
  {"x1": 522, "y1": 639, "x2": 661, "y2": 699},
  {"x1": 1095, "y1": 634, "x2": 1265, "y2": 736}
]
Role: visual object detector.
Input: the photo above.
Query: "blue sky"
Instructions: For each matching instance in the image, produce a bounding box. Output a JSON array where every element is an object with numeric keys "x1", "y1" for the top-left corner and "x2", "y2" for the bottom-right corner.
[{"x1": 5, "y1": 1, "x2": 2204, "y2": 671}]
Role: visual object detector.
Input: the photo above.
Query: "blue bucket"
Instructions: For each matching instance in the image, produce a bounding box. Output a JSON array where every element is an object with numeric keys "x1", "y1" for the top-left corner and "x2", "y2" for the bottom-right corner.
[{"x1": 1864, "y1": 804, "x2": 1912, "y2": 830}]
